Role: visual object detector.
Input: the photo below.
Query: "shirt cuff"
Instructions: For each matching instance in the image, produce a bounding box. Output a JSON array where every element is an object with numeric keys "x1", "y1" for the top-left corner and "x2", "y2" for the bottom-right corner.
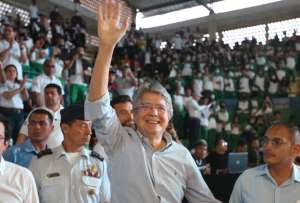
[{"x1": 85, "y1": 92, "x2": 111, "y2": 121}]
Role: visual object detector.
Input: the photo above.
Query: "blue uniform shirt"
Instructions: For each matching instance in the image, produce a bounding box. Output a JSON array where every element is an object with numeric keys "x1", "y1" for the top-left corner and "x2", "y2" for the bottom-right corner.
[
  {"x1": 3, "y1": 139, "x2": 38, "y2": 167},
  {"x1": 229, "y1": 164, "x2": 300, "y2": 203}
]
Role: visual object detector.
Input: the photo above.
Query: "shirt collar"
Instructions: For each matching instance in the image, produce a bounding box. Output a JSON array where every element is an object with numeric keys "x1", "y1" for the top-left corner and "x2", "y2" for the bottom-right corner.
[
  {"x1": 42, "y1": 105, "x2": 63, "y2": 119},
  {"x1": 55, "y1": 144, "x2": 89, "y2": 160},
  {"x1": 0, "y1": 156, "x2": 5, "y2": 175},
  {"x1": 255, "y1": 164, "x2": 270, "y2": 177},
  {"x1": 23, "y1": 139, "x2": 39, "y2": 153},
  {"x1": 256, "y1": 164, "x2": 300, "y2": 183},
  {"x1": 138, "y1": 130, "x2": 173, "y2": 152}
]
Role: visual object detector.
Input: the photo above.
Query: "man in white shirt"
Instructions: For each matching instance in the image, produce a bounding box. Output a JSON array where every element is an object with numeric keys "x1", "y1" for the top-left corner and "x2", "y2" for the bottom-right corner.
[
  {"x1": 0, "y1": 24, "x2": 23, "y2": 80},
  {"x1": 17, "y1": 83, "x2": 64, "y2": 148},
  {"x1": 31, "y1": 58, "x2": 64, "y2": 106},
  {"x1": 65, "y1": 46, "x2": 91, "y2": 104},
  {"x1": 0, "y1": 114, "x2": 39, "y2": 203}
]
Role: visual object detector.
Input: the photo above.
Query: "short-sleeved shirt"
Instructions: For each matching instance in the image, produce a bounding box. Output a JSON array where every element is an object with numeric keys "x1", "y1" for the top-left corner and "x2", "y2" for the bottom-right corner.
[
  {"x1": 0, "y1": 80, "x2": 24, "y2": 109},
  {"x1": 31, "y1": 73, "x2": 64, "y2": 106},
  {"x1": 29, "y1": 146, "x2": 111, "y2": 203},
  {"x1": 3, "y1": 139, "x2": 39, "y2": 167},
  {"x1": 229, "y1": 164, "x2": 300, "y2": 203},
  {"x1": 0, "y1": 40, "x2": 23, "y2": 80}
]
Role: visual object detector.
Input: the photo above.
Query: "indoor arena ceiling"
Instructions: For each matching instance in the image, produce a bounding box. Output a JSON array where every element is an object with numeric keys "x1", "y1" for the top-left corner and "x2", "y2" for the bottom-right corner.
[{"x1": 125, "y1": 0, "x2": 221, "y2": 17}]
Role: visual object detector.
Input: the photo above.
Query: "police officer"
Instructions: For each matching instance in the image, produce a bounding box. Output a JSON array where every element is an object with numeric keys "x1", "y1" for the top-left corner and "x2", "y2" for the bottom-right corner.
[{"x1": 29, "y1": 104, "x2": 111, "y2": 203}]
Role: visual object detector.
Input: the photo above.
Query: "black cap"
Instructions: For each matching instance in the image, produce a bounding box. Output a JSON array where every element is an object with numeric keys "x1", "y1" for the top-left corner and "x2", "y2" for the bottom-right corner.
[
  {"x1": 194, "y1": 139, "x2": 208, "y2": 148},
  {"x1": 61, "y1": 104, "x2": 85, "y2": 124}
]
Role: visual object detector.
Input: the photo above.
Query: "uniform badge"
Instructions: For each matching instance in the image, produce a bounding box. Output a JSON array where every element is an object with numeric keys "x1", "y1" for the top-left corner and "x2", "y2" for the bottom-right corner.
[
  {"x1": 88, "y1": 188, "x2": 96, "y2": 195},
  {"x1": 82, "y1": 163, "x2": 100, "y2": 177}
]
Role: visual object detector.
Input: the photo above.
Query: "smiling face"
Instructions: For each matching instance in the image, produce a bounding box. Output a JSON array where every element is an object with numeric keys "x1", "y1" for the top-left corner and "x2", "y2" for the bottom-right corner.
[
  {"x1": 133, "y1": 92, "x2": 169, "y2": 139},
  {"x1": 113, "y1": 101, "x2": 134, "y2": 127}
]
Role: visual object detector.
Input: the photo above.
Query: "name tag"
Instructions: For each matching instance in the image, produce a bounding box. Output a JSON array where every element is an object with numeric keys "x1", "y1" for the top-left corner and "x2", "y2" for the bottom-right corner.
[{"x1": 47, "y1": 172, "x2": 60, "y2": 178}]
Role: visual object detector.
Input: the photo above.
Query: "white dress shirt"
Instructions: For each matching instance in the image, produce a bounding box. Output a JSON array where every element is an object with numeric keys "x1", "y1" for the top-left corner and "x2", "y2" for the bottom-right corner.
[{"x1": 0, "y1": 156, "x2": 39, "y2": 203}]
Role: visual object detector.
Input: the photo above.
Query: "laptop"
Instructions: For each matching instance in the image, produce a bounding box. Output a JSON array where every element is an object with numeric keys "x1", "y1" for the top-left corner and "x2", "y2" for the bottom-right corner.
[{"x1": 227, "y1": 152, "x2": 248, "y2": 174}]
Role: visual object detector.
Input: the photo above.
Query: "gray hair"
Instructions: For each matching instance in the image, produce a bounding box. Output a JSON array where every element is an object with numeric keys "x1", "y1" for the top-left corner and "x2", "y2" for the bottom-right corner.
[{"x1": 132, "y1": 80, "x2": 173, "y2": 119}]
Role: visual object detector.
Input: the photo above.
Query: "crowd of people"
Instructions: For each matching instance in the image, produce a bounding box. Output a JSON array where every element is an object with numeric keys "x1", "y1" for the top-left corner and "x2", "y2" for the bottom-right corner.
[{"x1": 1, "y1": 0, "x2": 300, "y2": 203}]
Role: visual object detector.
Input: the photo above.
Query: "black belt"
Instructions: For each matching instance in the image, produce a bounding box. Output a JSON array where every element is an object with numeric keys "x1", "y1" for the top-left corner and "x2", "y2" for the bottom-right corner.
[{"x1": 0, "y1": 106, "x2": 23, "y2": 113}]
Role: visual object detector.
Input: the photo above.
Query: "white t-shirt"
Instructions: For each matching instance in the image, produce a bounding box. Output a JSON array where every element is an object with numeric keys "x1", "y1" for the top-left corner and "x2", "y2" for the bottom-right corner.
[
  {"x1": 0, "y1": 156, "x2": 39, "y2": 203},
  {"x1": 217, "y1": 111, "x2": 229, "y2": 122},
  {"x1": 208, "y1": 117, "x2": 217, "y2": 130},
  {"x1": 238, "y1": 100, "x2": 249, "y2": 112},
  {"x1": 69, "y1": 59, "x2": 84, "y2": 85},
  {"x1": 173, "y1": 94, "x2": 184, "y2": 111},
  {"x1": 193, "y1": 78, "x2": 203, "y2": 97},
  {"x1": 31, "y1": 73, "x2": 64, "y2": 106},
  {"x1": 239, "y1": 76, "x2": 250, "y2": 93},
  {"x1": 29, "y1": 5, "x2": 38, "y2": 19},
  {"x1": 276, "y1": 69, "x2": 286, "y2": 81},
  {"x1": 253, "y1": 76, "x2": 265, "y2": 91},
  {"x1": 213, "y1": 75, "x2": 224, "y2": 91},
  {"x1": 54, "y1": 58, "x2": 64, "y2": 78},
  {"x1": 203, "y1": 76, "x2": 214, "y2": 91},
  {"x1": 66, "y1": 152, "x2": 81, "y2": 165},
  {"x1": 224, "y1": 78, "x2": 235, "y2": 92},
  {"x1": 286, "y1": 56, "x2": 296, "y2": 70},
  {"x1": 0, "y1": 80, "x2": 24, "y2": 109},
  {"x1": 182, "y1": 63, "x2": 192, "y2": 76},
  {"x1": 268, "y1": 80, "x2": 278, "y2": 94},
  {"x1": 174, "y1": 36, "x2": 183, "y2": 50},
  {"x1": 0, "y1": 40, "x2": 22, "y2": 80}
]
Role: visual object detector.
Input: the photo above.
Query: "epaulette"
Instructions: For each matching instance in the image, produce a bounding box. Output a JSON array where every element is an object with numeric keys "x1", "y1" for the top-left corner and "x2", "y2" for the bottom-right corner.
[
  {"x1": 37, "y1": 149, "x2": 53, "y2": 158},
  {"x1": 91, "y1": 151, "x2": 104, "y2": 161}
]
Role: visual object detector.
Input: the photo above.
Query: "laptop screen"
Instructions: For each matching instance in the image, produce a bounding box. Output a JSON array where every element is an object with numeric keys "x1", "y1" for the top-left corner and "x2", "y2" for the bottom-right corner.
[{"x1": 227, "y1": 152, "x2": 248, "y2": 174}]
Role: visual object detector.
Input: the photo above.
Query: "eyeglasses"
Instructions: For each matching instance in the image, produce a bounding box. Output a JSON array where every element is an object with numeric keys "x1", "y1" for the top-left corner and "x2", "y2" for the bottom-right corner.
[
  {"x1": 135, "y1": 103, "x2": 167, "y2": 114},
  {"x1": 261, "y1": 136, "x2": 289, "y2": 147}
]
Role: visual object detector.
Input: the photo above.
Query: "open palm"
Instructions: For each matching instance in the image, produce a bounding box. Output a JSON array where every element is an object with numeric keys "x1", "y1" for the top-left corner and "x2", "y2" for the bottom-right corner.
[{"x1": 97, "y1": 0, "x2": 129, "y2": 47}]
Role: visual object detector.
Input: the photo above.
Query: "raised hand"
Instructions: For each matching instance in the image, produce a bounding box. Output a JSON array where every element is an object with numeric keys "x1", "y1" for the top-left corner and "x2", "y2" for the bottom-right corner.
[{"x1": 97, "y1": 0, "x2": 129, "y2": 47}]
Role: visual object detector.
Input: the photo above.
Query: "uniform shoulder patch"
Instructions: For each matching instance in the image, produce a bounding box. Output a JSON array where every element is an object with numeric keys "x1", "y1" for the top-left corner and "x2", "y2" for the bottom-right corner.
[
  {"x1": 37, "y1": 149, "x2": 53, "y2": 158},
  {"x1": 91, "y1": 151, "x2": 104, "y2": 161}
]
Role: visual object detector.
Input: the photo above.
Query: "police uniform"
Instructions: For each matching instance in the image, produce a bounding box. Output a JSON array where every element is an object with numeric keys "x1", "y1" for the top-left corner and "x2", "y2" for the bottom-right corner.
[{"x1": 29, "y1": 145, "x2": 111, "y2": 203}]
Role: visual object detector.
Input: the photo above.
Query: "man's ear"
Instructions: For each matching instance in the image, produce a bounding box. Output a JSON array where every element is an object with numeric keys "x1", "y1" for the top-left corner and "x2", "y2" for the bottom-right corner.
[
  {"x1": 3, "y1": 139, "x2": 9, "y2": 152},
  {"x1": 61, "y1": 123, "x2": 69, "y2": 134},
  {"x1": 292, "y1": 144, "x2": 300, "y2": 157},
  {"x1": 60, "y1": 95, "x2": 63, "y2": 104}
]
